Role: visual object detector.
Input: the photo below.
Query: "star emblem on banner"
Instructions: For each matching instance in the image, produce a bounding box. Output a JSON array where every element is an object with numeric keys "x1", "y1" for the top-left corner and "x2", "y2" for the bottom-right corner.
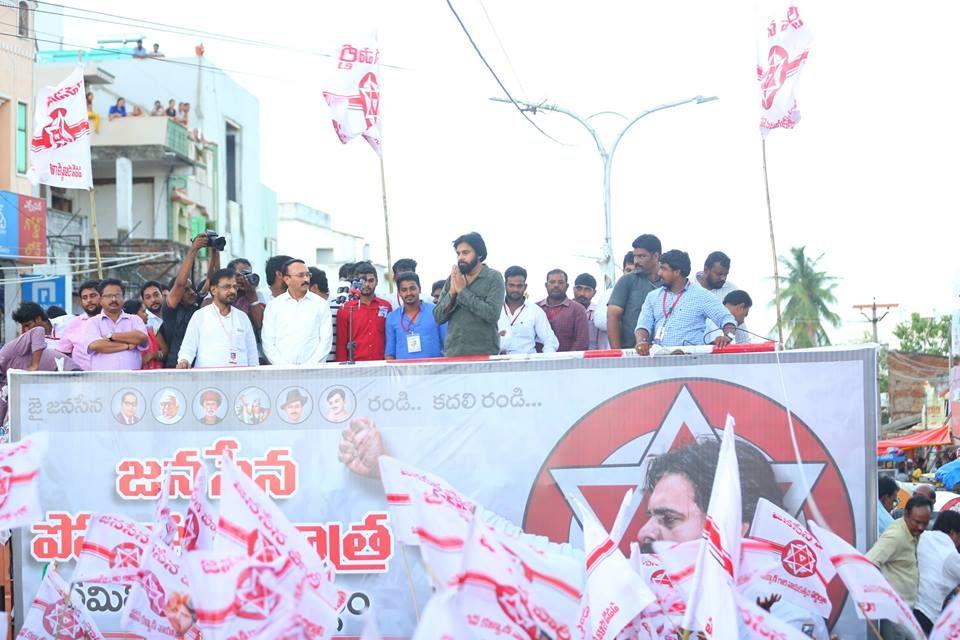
[
  {"x1": 110, "y1": 542, "x2": 143, "y2": 569},
  {"x1": 550, "y1": 386, "x2": 825, "y2": 548},
  {"x1": 781, "y1": 539, "x2": 817, "y2": 578},
  {"x1": 41, "y1": 602, "x2": 84, "y2": 640},
  {"x1": 234, "y1": 566, "x2": 282, "y2": 620}
]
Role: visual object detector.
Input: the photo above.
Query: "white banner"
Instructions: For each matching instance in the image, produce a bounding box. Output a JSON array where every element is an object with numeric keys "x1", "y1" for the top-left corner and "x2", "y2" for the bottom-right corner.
[
  {"x1": 323, "y1": 39, "x2": 383, "y2": 155},
  {"x1": 758, "y1": 4, "x2": 812, "y2": 137},
  {"x1": 10, "y1": 348, "x2": 876, "y2": 636},
  {"x1": 28, "y1": 66, "x2": 93, "y2": 189}
]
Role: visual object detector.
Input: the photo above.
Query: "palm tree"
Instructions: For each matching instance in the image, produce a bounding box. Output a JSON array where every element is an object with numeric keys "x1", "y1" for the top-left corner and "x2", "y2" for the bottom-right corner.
[{"x1": 773, "y1": 246, "x2": 840, "y2": 348}]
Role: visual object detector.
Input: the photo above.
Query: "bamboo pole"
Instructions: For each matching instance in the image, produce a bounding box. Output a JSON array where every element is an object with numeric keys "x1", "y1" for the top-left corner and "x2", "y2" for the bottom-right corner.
[
  {"x1": 379, "y1": 155, "x2": 394, "y2": 293},
  {"x1": 88, "y1": 189, "x2": 104, "y2": 279},
  {"x1": 761, "y1": 139, "x2": 784, "y2": 346}
]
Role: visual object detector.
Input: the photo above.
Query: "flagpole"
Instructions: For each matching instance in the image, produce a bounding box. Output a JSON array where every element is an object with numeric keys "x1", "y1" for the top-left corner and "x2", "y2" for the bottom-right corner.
[
  {"x1": 378, "y1": 155, "x2": 394, "y2": 293},
  {"x1": 88, "y1": 189, "x2": 104, "y2": 279},
  {"x1": 397, "y1": 544, "x2": 421, "y2": 623},
  {"x1": 761, "y1": 138, "x2": 784, "y2": 346},
  {"x1": 856, "y1": 603, "x2": 884, "y2": 640}
]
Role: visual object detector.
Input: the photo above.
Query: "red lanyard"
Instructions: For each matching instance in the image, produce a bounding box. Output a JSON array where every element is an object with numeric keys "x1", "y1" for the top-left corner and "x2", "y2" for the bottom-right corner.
[
  {"x1": 661, "y1": 288, "x2": 686, "y2": 320},
  {"x1": 504, "y1": 303, "x2": 525, "y2": 326},
  {"x1": 400, "y1": 306, "x2": 421, "y2": 333}
]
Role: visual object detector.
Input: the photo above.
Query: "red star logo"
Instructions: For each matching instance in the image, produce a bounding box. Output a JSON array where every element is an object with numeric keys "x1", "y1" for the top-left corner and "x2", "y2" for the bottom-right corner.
[
  {"x1": 234, "y1": 566, "x2": 282, "y2": 620},
  {"x1": 110, "y1": 542, "x2": 143, "y2": 569},
  {"x1": 781, "y1": 539, "x2": 817, "y2": 578},
  {"x1": 41, "y1": 602, "x2": 84, "y2": 640}
]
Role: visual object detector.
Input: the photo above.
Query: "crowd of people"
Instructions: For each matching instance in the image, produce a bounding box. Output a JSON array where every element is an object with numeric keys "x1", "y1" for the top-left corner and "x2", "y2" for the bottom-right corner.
[
  {"x1": 873, "y1": 471, "x2": 960, "y2": 637},
  {"x1": 87, "y1": 89, "x2": 191, "y2": 131},
  {"x1": 0, "y1": 230, "x2": 761, "y2": 384}
]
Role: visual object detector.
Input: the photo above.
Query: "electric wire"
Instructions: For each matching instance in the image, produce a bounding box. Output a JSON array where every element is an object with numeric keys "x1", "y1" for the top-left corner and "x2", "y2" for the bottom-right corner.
[
  {"x1": 474, "y1": 0, "x2": 527, "y2": 96},
  {"x1": 445, "y1": 0, "x2": 569, "y2": 146}
]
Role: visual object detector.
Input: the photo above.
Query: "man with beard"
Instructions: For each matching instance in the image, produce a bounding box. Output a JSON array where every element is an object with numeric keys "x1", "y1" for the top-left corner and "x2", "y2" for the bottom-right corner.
[
  {"x1": 637, "y1": 438, "x2": 829, "y2": 638},
  {"x1": 497, "y1": 266, "x2": 557, "y2": 355},
  {"x1": 573, "y1": 273, "x2": 601, "y2": 350},
  {"x1": 608, "y1": 235, "x2": 662, "y2": 349},
  {"x1": 385, "y1": 272, "x2": 445, "y2": 359},
  {"x1": 139, "y1": 280, "x2": 164, "y2": 332},
  {"x1": 538, "y1": 269, "x2": 589, "y2": 352},
  {"x1": 85, "y1": 279, "x2": 149, "y2": 371},
  {"x1": 433, "y1": 232, "x2": 505, "y2": 356},
  {"x1": 262, "y1": 259, "x2": 333, "y2": 366},
  {"x1": 56, "y1": 280, "x2": 102, "y2": 370},
  {"x1": 160, "y1": 233, "x2": 218, "y2": 368},
  {"x1": 336, "y1": 261, "x2": 392, "y2": 361},
  {"x1": 177, "y1": 269, "x2": 258, "y2": 368},
  {"x1": 694, "y1": 251, "x2": 738, "y2": 301}
]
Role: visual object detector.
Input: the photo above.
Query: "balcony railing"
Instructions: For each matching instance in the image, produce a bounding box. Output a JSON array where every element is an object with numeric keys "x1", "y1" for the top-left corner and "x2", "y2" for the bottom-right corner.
[{"x1": 91, "y1": 116, "x2": 193, "y2": 161}]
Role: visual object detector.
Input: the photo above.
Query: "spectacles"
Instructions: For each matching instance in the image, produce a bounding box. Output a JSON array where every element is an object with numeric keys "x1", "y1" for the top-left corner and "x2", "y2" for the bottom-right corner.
[{"x1": 102, "y1": 293, "x2": 123, "y2": 300}]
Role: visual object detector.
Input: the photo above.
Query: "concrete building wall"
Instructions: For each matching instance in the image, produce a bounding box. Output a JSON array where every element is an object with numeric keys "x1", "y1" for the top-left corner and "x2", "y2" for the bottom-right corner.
[
  {"x1": 0, "y1": 0, "x2": 35, "y2": 196},
  {"x1": 888, "y1": 351, "x2": 949, "y2": 423}
]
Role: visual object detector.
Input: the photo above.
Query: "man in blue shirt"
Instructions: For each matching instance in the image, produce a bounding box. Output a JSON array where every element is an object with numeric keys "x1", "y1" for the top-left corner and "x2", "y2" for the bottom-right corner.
[
  {"x1": 385, "y1": 272, "x2": 446, "y2": 360},
  {"x1": 634, "y1": 250, "x2": 738, "y2": 355}
]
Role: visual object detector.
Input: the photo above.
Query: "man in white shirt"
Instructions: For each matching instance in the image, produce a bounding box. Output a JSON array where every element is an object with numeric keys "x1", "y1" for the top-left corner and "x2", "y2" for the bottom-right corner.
[
  {"x1": 498, "y1": 266, "x2": 558, "y2": 355},
  {"x1": 705, "y1": 290, "x2": 754, "y2": 344},
  {"x1": 694, "y1": 251, "x2": 739, "y2": 301},
  {"x1": 176, "y1": 268, "x2": 258, "y2": 368},
  {"x1": 262, "y1": 258, "x2": 333, "y2": 366},
  {"x1": 139, "y1": 280, "x2": 164, "y2": 332}
]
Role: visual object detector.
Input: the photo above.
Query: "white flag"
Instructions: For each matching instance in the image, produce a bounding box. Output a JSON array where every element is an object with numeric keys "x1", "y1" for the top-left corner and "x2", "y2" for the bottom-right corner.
[
  {"x1": 411, "y1": 590, "x2": 470, "y2": 640},
  {"x1": 17, "y1": 568, "x2": 105, "y2": 640},
  {"x1": 573, "y1": 492, "x2": 655, "y2": 640},
  {"x1": 757, "y1": 3, "x2": 812, "y2": 137},
  {"x1": 71, "y1": 512, "x2": 151, "y2": 584},
  {"x1": 681, "y1": 415, "x2": 741, "y2": 638},
  {"x1": 378, "y1": 455, "x2": 475, "y2": 546},
  {"x1": 734, "y1": 591, "x2": 815, "y2": 639},
  {"x1": 28, "y1": 66, "x2": 93, "y2": 189},
  {"x1": 182, "y1": 465, "x2": 217, "y2": 551},
  {"x1": 0, "y1": 433, "x2": 47, "y2": 530},
  {"x1": 121, "y1": 537, "x2": 199, "y2": 640},
  {"x1": 743, "y1": 498, "x2": 836, "y2": 618},
  {"x1": 323, "y1": 39, "x2": 383, "y2": 155},
  {"x1": 809, "y1": 521, "x2": 925, "y2": 639},
  {"x1": 931, "y1": 589, "x2": 960, "y2": 639}
]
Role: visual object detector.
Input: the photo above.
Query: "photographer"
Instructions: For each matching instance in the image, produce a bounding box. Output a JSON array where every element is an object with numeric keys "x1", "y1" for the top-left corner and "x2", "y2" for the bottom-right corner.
[
  {"x1": 160, "y1": 232, "x2": 219, "y2": 368},
  {"x1": 202, "y1": 257, "x2": 264, "y2": 332}
]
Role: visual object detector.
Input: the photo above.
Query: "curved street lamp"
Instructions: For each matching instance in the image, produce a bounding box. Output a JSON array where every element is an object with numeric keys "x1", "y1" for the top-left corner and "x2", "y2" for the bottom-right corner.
[{"x1": 491, "y1": 95, "x2": 718, "y2": 289}]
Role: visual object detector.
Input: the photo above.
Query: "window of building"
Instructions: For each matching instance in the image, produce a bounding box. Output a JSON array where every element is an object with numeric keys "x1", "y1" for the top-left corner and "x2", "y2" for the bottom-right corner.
[
  {"x1": 316, "y1": 248, "x2": 334, "y2": 265},
  {"x1": 16, "y1": 102, "x2": 28, "y2": 174},
  {"x1": 18, "y1": 2, "x2": 29, "y2": 37},
  {"x1": 225, "y1": 121, "x2": 240, "y2": 203}
]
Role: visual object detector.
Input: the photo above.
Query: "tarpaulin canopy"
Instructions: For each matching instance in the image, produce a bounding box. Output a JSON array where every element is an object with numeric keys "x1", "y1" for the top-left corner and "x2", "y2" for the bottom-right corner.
[{"x1": 877, "y1": 425, "x2": 951, "y2": 455}]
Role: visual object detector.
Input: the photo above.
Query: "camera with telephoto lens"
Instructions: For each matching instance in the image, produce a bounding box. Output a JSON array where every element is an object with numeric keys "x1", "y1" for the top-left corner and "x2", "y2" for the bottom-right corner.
[
  {"x1": 237, "y1": 270, "x2": 260, "y2": 287},
  {"x1": 204, "y1": 230, "x2": 226, "y2": 251}
]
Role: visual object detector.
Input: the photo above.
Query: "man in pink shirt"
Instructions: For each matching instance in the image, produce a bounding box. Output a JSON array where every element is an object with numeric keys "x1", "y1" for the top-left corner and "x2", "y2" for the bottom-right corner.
[
  {"x1": 84, "y1": 279, "x2": 148, "y2": 371},
  {"x1": 0, "y1": 326, "x2": 81, "y2": 423},
  {"x1": 57, "y1": 280, "x2": 102, "y2": 370}
]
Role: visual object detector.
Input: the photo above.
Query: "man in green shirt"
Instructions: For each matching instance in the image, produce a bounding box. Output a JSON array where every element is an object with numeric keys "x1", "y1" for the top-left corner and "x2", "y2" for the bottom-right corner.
[
  {"x1": 866, "y1": 495, "x2": 932, "y2": 639},
  {"x1": 607, "y1": 234, "x2": 662, "y2": 349},
  {"x1": 433, "y1": 232, "x2": 505, "y2": 356}
]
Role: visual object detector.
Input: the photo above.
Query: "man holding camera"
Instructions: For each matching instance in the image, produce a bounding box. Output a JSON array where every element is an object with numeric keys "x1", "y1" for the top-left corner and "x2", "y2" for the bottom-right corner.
[
  {"x1": 177, "y1": 268, "x2": 258, "y2": 368},
  {"x1": 160, "y1": 232, "x2": 219, "y2": 368}
]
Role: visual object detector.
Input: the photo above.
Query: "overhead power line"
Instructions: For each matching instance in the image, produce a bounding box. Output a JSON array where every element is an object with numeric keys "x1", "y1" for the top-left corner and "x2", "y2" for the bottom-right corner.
[
  {"x1": 445, "y1": 0, "x2": 569, "y2": 146},
  {"x1": 475, "y1": 0, "x2": 527, "y2": 96}
]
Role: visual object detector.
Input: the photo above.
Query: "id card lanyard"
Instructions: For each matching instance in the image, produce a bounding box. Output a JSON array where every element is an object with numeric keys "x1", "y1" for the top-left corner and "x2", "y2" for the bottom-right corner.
[{"x1": 655, "y1": 287, "x2": 685, "y2": 343}]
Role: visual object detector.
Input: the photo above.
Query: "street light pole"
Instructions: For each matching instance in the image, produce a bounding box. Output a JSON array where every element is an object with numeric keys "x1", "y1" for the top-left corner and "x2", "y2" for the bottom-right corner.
[{"x1": 491, "y1": 95, "x2": 718, "y2": 289}]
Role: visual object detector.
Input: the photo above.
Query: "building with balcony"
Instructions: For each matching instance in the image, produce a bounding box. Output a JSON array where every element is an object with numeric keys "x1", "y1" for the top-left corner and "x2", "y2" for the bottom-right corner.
[
  {"x1": 36, "y1": 47, "x2": 277, "y2": 284},
  {"x1": 0, "y1": 0, "x2": 35, "y2": 197}
]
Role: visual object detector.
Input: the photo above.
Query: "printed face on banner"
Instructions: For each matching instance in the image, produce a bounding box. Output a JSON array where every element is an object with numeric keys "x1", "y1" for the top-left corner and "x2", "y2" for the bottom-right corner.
[{"x1": 523, "y1": 379, "x2": 855, "y2": 626}]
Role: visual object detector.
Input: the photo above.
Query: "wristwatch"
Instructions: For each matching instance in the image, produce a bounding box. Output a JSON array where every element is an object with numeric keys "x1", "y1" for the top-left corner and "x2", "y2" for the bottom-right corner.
[
  {"x1": 106, "y1": 332, "x2": 114, "y2": 342},
  {"x1": 725, "y1": 331, "x2": 737, "y2": 342}
]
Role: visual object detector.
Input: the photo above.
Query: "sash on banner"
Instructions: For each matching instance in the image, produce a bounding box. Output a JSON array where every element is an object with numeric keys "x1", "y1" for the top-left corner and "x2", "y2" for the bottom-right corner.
[{"x1": 28, "y1": 66, "x2": 93, "y2": 189}]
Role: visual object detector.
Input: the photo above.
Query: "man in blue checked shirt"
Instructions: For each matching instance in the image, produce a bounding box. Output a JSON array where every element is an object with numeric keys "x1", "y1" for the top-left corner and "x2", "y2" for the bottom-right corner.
[
  {"x1": 385, "y1": 272, "x2": 447, "y2": 360},
  {"x1": 634, "y1": 250, "x2": 738, "y2": 356}
]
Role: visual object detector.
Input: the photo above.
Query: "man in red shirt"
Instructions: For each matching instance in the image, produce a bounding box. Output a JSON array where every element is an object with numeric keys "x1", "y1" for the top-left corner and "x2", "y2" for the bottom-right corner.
[
  {"x1": 538, "y1": 268, "x2": 590, "y2": 352},
  {"x1": 336, "y1": 261, "x2": 393, "y2": 361}
]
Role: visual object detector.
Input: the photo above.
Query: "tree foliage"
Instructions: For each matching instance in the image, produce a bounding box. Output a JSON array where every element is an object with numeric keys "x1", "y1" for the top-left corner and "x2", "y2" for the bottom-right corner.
[
  {"x1": 773, "y1": 247, "x2": 840, "y2": 348},
  {"x1": 892, "y1": 313, "x2": 951, "y2": 356}
]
